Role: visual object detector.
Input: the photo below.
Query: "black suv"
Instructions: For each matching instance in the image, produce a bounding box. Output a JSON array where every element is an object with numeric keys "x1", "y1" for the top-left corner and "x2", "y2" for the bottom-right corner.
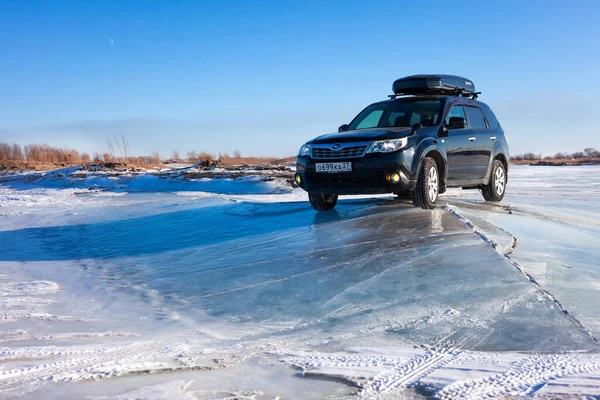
[{"x1": 295, "y1": 74, "x2": 510, "y2": 211}]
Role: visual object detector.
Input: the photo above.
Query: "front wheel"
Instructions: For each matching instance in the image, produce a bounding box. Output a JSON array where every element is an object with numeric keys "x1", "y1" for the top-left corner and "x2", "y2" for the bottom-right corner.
[
  {"x1": 309, "y1": 193, "x2": 338, "y2": 211},
  {"x1": 412, "y1": 157, "x2": 439, "y2": 209},
  {"x1": 481, "y1": 160, "x2": 506, "y2": 202}
]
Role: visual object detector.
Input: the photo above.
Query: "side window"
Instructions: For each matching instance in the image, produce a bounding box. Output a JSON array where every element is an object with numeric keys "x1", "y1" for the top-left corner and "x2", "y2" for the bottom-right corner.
[
  {"x1": 356, "y1": 110, "x2": 383, "y2": 129},
  {"x1": 409, "y1": 113, "x2": 421, "y2": 125},
  {"x1": 386, "y1": 111, "x2": 406, "y2": 127},
  {"x1": 464, "y1": 106, "x2": 487, "y2": 130},
  {"x1": 446, "y1": 105, "x2": 466, "y2": 125},
  {"x1": 482, "y1": 107, "x2": 500, "y2": 129}
]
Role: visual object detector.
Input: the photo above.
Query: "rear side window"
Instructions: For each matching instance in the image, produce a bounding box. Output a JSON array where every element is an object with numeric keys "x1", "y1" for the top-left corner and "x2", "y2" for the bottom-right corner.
[
  {"x1": 464, "y1": 106, "x2": 487, "y2": 129},
  {"x1": 481, "y1": 107, "x2": 500, "y2": 129}
]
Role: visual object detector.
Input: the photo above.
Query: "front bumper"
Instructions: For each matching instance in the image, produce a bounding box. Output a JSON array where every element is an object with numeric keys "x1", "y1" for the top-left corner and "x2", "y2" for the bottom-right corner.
[{"x1": 296, "y1": 151, "x2": 417, "y2": 195}]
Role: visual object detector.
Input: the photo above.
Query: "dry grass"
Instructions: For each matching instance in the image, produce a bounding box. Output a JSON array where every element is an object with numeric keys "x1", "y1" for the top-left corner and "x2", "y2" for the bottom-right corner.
[
  {"x1": 1, "y1": 143, "x2": 82, "y2": 164},
  {"x1": 219, "y1": 156, "x2": 295, "y2": 166},
  {"x1": 1, "y1": 141, "x2": 294, "y2": 171},
  {"x1": 0, "y1": 142, "x2": 163, "y2": 169},
  {"x1": 0, "y1": 143, "x2": 25, "y2": 161},
  {"x1": 186, "y1": 151, "x2": 215, "y2": 163},
  {"x1": 511, "y1": 157, "x2": 599, "y2": 166}
]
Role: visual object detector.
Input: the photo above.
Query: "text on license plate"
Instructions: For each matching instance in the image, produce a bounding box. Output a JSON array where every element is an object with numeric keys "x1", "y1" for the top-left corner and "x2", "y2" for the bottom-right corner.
[{"x1": 315, "y1": 162, "x2": 352, "y2": 173}]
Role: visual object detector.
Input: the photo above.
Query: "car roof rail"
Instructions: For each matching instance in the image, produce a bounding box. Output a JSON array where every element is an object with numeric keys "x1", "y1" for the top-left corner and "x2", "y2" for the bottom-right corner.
[{"x1": 388, "y1": 90, "x2": 482, "y2": 100}]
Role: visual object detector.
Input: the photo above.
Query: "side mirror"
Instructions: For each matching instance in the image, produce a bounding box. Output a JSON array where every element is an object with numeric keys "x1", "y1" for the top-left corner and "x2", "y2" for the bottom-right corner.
[
  {"x1": 438, "y1": 123, "x2": 449, "y2": 138},
  {"x1": 410, "y1": 123, "x2": 422, "y2": 135},
  {"x1": 448, "y1": 117, "x2": 466, "y2": 130},
  {"x1": 338, "y1": 124, "x2": 349, "y2": 133}
]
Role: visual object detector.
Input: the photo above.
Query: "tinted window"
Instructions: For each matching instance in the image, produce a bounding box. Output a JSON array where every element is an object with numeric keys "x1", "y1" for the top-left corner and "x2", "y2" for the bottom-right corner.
[
  {"x1": 386, "y1": 111, "x2": 406, "y2": 127},
  {"x1": 446, "y1": 105, "x2": 466, "y2": 125},
  {"x1": 464, "y1": 106, "x2": 487, "y2": 129},
  {"x1": 348, "y1": 99, "x2": 444, "y2": 131},
  {"x1": 481, "y1": 107, "x2": 500, "y2": 129},
  {"x1": 355, "y1": 110, "x2": 383, "y2": 129}
]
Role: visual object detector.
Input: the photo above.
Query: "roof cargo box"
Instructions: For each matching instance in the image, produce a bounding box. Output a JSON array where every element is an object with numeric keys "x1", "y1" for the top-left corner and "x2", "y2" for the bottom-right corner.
[{"x1": 392, "y1": 74, "x2": 476, "y2": 96}]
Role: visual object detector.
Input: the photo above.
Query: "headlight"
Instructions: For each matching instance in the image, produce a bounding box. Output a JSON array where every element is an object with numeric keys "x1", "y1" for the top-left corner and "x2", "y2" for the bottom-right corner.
[
  {"x1": 367, "y1": 138, "x2": 408, "y2": 153},
  {"x1": 298, "y1": 143, "x2": 311, "y2": 156}
]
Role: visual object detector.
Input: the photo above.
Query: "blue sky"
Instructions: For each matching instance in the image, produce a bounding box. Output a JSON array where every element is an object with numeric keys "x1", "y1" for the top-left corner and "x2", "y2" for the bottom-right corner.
[{"x1": 1, "y1": 0, "x2": 599, "y2": 157}]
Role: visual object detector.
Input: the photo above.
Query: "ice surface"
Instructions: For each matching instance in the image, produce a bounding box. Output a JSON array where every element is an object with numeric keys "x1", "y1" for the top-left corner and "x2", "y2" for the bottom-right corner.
[{"x1": 1, "y1": 165, "x2": 599, "y2": 399}]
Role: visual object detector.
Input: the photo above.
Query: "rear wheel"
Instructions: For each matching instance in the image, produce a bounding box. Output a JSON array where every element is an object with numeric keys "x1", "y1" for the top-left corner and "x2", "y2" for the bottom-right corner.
[
  {"x1": 308, "y1": 193, "x2": 338, "y2": 211},
  {"x1": 481, "y1": 160, "x2": 506, "y2": 202},
  {"x1": 412, "y1": 157, "x2": 439, "y2": 209}
]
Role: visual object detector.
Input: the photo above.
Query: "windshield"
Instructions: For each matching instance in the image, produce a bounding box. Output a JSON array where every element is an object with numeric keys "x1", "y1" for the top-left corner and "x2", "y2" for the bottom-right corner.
[{"x1": 347, "y1": 99, "x2": 445, "y2": 131}]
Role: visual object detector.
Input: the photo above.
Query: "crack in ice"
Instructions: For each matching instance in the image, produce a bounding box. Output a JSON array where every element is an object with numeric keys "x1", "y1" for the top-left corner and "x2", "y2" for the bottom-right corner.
[{"x1": 442, "y1": 204, "x2": 600, "y2": 344}]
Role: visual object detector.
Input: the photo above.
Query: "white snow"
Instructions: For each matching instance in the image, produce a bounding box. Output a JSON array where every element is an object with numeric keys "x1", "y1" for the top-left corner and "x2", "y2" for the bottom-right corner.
[{"x1": 1, "y1": 165, "x2": 599, "y2": 399}]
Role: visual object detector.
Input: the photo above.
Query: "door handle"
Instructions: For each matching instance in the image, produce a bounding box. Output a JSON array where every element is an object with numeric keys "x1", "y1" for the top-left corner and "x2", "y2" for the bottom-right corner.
[
  {"x1": 490, "y1": 136, "x2": 496, "y2": 140},
  {"x1": 469, "y1": 136, "x2": 476, "y2": 142}
]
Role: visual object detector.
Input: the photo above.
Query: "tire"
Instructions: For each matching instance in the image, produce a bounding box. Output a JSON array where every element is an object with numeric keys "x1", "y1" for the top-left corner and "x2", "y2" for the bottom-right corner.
[
  {"x1": 481, "y1": 160, "x2": 506, "y2": 202},
  {"x1": 308, "y1": 193, "x2": 338, "y2": 211},
  {"x1": 412, "y1": 157, "x2": 439, "y2": 209}
]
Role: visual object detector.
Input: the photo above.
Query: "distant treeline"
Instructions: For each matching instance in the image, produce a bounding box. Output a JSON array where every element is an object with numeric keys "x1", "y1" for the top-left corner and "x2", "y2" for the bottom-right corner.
[
  {"x1": 0, "y1": 142, "x2": 160, "y2": 165},
  {"x1": 0, "y1": 141, "x2": 293, "y2": 167},
  {"x1": 512, "y1": 148, "x2": 599, "y2": 161}
]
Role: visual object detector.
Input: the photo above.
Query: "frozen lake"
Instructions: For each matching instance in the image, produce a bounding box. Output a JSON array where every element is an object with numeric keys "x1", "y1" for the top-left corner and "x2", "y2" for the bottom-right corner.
[{"x1": 0, "y1": 165, "x2": 599, "y2": 399}]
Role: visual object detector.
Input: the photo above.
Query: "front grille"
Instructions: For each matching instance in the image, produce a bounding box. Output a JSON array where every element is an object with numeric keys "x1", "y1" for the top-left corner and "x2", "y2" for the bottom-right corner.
[{"x1": 312, "y1": 145, "x2": 367, "y2": 159}]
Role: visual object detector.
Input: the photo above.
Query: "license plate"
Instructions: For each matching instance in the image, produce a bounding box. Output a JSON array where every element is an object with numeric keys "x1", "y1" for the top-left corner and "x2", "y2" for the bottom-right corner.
[{"x1": 315, "y1": 162, "x2": 352, "y2": 173}]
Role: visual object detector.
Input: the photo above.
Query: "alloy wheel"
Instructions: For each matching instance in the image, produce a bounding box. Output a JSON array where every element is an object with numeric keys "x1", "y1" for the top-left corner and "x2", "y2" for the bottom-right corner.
[
  {"x1": 428, "y1": 166, "x2": 438, "y2": 202},
  {"x1": 495, "y1": 167, "x2": 505, "y2": 195}
]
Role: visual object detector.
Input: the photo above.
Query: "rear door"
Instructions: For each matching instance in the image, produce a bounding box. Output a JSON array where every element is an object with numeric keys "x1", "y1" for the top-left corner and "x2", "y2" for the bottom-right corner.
[
  {"x1": 481, "y1": 106, "x2": 502, "y2": 176},
  {"x1": 463, "y1": 105, "x2": 490, "y2": 181},
  {"x1": 444, "y1": 105, "x2": 475, "y2": 183}
]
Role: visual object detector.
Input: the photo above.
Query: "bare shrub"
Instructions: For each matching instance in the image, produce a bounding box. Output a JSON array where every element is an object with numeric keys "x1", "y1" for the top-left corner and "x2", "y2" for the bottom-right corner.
[
  {"x1": 584, "y1": 148, "x2": 599, "y2": 158},
  {"x1": 81, "y1": 152, "x2": 91, "y2": 163},
  {"x1": 198, "y1": 152, "x2": 214, "y2": 161},
  {"x1": 151, "y1": 150, "x2": 161, "y2": 164},
  {"x1": 20, "y1": 144, "x2": 81, "y2": 163},
  {"x1": 0, "y1": 142, "x2": 25, "y2": 161},
  {"x1": 217, "y1": 155, "x2": 295, "y2": 166},
  {"x1": 66, "y1": 150, "x2": 81, "y2": 164},
  {"x1": 172, "y1": 150, "x2": 180, "y2": 161},
  {"x1": 0, "y1": 143, "x2": 11, "y2": 161},
  {"x1": 12, "y1": 144, "x2": 24, "y2": 161},
  {"x1": 107, "y1": 135, "x2": 130, "y2": 163},
  {"x1": 233, "y1": 149, "x2": 241, "y2": 158},
  {"x1": 107, "y1": 141, "x2": 115, "y2": 161},
  {"x1": 553, "y1": 152, "x2": 570, "y2": 159},
  {"x1": 185, "y1": 151, "x2": 214, "y2": 163}
]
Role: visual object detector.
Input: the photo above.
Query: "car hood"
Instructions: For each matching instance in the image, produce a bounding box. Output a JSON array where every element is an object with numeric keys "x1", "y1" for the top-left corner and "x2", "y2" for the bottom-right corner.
[{"x1": 311, "y1": 127, "x2": 413, "y2": 144}]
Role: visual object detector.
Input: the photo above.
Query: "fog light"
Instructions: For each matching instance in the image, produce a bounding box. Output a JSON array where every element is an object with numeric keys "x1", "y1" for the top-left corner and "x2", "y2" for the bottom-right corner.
[
  {"x1": 386, "y1": 172, "x2": 401, "y2": 184},
  {"x1": 295, "y1": 175, "x2": 302, "y2": 184}
]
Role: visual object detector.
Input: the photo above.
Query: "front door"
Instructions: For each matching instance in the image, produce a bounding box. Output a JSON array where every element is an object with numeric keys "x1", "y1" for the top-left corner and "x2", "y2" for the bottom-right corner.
[{"x1": 444, "y1": 105, "x2": 476, "y2": 184}]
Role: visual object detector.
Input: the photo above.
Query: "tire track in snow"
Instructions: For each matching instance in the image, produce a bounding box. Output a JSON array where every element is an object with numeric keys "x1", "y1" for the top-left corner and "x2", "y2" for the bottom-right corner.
[
  {"x1": 281, "y1": 345, "x2": 600, "y2": 399},
  {"x1": 442, "y1": 204, "x2": 600, "y2": 345},
  {"x1": 435, "y1": 353, "x2": 600, "y2": 399},
  {"x1": 362, "y1": 346, "x2": 462, "y2": 395}
]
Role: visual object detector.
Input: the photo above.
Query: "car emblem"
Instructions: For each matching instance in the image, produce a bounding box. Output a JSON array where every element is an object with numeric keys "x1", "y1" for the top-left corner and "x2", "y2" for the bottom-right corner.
[{"x1": 331, "y1": 143, "x2": 343, "y2": 151}]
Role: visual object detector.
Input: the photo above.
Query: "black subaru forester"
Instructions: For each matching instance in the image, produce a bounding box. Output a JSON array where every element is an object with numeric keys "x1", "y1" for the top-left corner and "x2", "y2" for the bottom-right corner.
[{"x1": 295, "y1": 74, "x2": 510, "y2": 211}]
